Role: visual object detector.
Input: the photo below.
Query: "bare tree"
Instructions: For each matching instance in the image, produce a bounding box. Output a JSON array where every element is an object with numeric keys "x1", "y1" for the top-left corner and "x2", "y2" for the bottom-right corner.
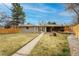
[
  {"x1": 0, "y1": 12, "x2": 12, "y2": 28},
  {"x1": 39, "y1": 20, "x2": 47, "y2": 25},
  {"x1": 67, "y1": 3, "x2": 79, "y2": 24}
]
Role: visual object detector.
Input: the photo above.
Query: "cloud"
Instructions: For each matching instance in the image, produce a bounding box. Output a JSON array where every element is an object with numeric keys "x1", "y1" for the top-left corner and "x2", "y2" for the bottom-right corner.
[
  {"x1": 22, "y1": 4, "x2": 56, "y2": 14},
  {"x1": 0, "y1": 3, "x2": 12, "y2": 7},
  {"x1": 59, "y1": 11, "x2": 76, "y2": 17},
  {"x1": 25, "y1": 7, "x2": 49, "y2": 13},
  {"x1": 27, "y1": 14, "x2": 42, "y2": 18}
]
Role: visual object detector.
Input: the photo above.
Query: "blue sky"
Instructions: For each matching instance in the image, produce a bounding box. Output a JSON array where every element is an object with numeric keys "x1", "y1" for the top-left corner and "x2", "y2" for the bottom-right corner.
[{"x1": 0, "y1": 3, "x2": 76, "y2": 25}]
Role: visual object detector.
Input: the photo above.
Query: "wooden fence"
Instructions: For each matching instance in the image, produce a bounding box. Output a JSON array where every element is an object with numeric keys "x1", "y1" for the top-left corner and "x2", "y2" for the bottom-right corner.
[
  {"x1": 0, "y1": 28, "x2": 20, "y2": 34},
  {"x1": 64, "y1": 26, "x2": 73, "y2": 33},
  {"x1": 72, "y1": 24, "x2": 79, "y2": 39}
]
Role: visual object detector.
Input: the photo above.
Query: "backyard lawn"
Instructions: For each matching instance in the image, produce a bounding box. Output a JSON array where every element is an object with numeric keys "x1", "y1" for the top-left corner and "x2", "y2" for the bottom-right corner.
[
  {"x1": 0, "y1": 33, "x2": 39, "y2": 56},
  {"x1": 29, "y1": 33, "x2": 70, "y2": 56}
]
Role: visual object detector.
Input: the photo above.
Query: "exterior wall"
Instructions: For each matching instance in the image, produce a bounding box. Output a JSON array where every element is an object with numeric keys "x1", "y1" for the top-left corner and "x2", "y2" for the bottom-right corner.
[
  {"x1": 72, "y1": 24, "x2": 79, "y2": 39},
  {"x1": 19, "y1": 26, "x2": 65, "y2": 33},
  {"x1": 20, "y1": 26, "x2": 47, "y2": 33},
  {"x1": 38, "y1": 27, "x2": 45, "y2": 32},
  {"x1": 20, "y1": 27, "x2": 38, "y2": 33}
]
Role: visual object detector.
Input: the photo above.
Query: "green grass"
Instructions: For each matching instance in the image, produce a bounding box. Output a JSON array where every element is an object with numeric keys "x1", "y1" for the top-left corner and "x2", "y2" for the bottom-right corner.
[
  {"x1": 0, "y1": 33, "x2": 39, "y2": 56},
  {"x1": 29, "y1": 33, "x2": 70, "y2": 56}
]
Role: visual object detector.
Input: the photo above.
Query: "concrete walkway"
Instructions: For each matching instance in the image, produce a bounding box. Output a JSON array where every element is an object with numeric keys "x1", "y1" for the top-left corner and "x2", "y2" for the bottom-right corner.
[
  {"x1": 68, "y1": 34, "x2": 79, "y2": 56},
  {"x1": 12, "y1": 33, "x2": 44, "y2": 56}
]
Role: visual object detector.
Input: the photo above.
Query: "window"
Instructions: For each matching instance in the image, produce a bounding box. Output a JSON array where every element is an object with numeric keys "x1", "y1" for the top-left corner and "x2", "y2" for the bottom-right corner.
[{"x1": 26, "y1": 27, "x2": 29, "y2": 29}]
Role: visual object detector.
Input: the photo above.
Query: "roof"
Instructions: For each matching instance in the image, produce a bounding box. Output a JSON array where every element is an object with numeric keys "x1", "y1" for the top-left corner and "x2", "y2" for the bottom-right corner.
[{"x1": 19, "y1": 24, "x2": 69, "y2": 27}]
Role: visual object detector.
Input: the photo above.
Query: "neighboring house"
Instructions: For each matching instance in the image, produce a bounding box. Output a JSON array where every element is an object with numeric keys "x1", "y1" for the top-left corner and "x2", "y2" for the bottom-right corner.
[{"x1": 19, "y1": 24, "x2": 68, "y2": 33}]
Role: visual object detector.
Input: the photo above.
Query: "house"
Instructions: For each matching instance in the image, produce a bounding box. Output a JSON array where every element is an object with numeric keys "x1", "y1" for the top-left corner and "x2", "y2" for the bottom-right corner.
[
  {"x1": 0, "y1": 24, "x2": 71, "y2": 33},
  {"x1": 18, "y1": 24, "x2": 68, "y2": 33}
]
